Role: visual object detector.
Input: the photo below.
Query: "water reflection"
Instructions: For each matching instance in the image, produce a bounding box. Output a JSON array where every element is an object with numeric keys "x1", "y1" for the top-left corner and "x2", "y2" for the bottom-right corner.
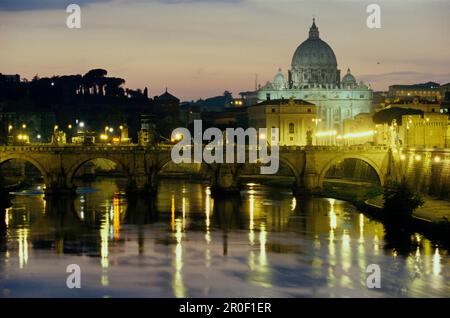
[{"x1": 0, "y1": 179, "x2": 448, "y2": 297}]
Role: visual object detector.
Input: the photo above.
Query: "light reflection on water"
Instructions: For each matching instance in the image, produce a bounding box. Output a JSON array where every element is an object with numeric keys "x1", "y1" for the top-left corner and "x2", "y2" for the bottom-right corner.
[{"x1": 0, "y1": 179, "x2": 448, "y2": 298}]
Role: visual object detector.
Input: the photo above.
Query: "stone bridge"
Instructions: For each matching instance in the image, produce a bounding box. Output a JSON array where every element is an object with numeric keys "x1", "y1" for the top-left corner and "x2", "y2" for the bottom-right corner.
[{"x1": 0, "y1": 144, "x2": 395, "y2": 196}]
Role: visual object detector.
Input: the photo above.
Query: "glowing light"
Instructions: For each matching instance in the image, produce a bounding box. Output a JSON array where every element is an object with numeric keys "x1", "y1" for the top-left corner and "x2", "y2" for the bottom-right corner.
[
  {"x1": 338, "y1": 130, "x2": 375, "y2": 139},
  {"x1": 434, "y1": 156, "x2": 441, "y2": 163},
  {"x1": 100, "y1": 134, "x2": 108, "y2": 141},
  {"x1": 259, "y1": 223, "x2": 267, "y2": 267},
  {"x1": 79, "y1": 122, "x2": 85, "y2": 128},
  {"x1": 37, "y1": 134, "x2": 41, "y2": 139},
  {"x1": 249, "y1": 191, "x2": 255, "y2": 245},
  {"x1": 400, "y1": 154, "x2": 406, "y2": 161},
  {"x1": 171, "y1": 133, "x2": 183, "y2": 142},
  {"x1": 341, "y1": 230, "x2": 351, "y2": 272},
  {"x1": 329, "y1": 199, "x2": 337, "y2": 230},
  {"x1": 259, "y1": 133, "x2": 266, "y2": 139},
  {"x1": 113, "y1": 195, "x2": 120, "y2": 241},
  {"x1": 182, "y1": 196, "x2": 186, "y2": 230},
  {"x1": 359, "y1": 213, "x2": 364, "y2": 243},
  {"x1": 433, "y1": 248, "x2": 441, "y2": 276},
  {"x1": 291, "y1": 197, "x2": 297, "y2": 211},
  {"x1": 22, "y1": 124, "x2": 26, "y2": 129},
  {"x1": 54, "y1": 125, "x2": 58, "y2": 131},
  {"x1": 315, "y1": 130, "x2": 337, "y2": 137},
  {"x1": 18, "y1": 228, "x2": 29, "y2": 269},
  {"x1": 119, "y1": 125, "x2": 124, "y2": 130},
  {"x1": 109, "y1": 127, "x2": 114, "y2": 133},
  {"x1": 171, "y1": 195, "x2": 175, "y2": 232},
  {"x1": 68, "y1": 124, "x2": 72, "y2": 129},
  {"x1": 373, "y1": 234, "x2": 380, "y2": 255},
  {"x1": 5, "y1": 208, "x2": 10, "y2": 227},
  {"x1": 173, "y1": 220, "x2": 185, "y2": 298},
  {"x1": 415, "y1": 154, "x2": 422, "y2": 161},
  {"x1": 17, "y1": 134, "x2": 29, "y2": 141},
  {"x1": 100, "y1": 208, "x2": 109, "y2": 269},
  {"x1": 205, "y1": 187, "x2": 211, "y2": 244}
]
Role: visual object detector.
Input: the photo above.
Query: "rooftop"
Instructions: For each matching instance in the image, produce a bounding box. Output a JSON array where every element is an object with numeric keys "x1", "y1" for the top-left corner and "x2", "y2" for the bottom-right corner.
[{"x1": 255, "y1": 98, "x2": 315, "y2": 106}]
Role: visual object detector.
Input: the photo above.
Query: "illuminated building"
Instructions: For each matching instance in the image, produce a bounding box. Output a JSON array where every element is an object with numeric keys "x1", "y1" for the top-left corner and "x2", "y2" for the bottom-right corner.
[
  {"x1": 385, "y1": 98, "x2": 441, "y2": 113},
  {"x1": 401, "y1": 114, "x2": 449, "y2": 148},
  {"x1": 256, "y1": 19, "x2": 373, "y2": 132},
  {"x1": 247, "y1": 98, "x2": 317, "y2": 146},
  {"x1": 341, "y1": 113, "x2": 376, "y2": 146},
  {"x1": 388, "y1": 82, "x2": 442, "y2": 101}
]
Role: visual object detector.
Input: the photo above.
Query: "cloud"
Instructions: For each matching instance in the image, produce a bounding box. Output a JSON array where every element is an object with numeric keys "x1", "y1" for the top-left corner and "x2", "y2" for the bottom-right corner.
[
  {"x1": 153, "y1": 0, "x2": 243, "y2": 3},
  {"x1": 359, "y1": 71, "x2": 450, "y2": 90},
  {"x1": 0, "y1": 0, "x2": 113, "y2": 11},
  {"x1": 0, "y1": 0, "x2": 244, "y2": 11}
]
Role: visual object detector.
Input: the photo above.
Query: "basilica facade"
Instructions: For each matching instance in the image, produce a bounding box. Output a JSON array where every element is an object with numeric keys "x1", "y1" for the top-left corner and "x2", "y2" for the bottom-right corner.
[{"x1": 256, "y1": 19, "x2": 373, "y2": 132}]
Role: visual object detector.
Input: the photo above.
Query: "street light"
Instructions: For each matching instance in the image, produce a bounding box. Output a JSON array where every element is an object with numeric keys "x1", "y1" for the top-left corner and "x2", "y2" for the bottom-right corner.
[
  {"x1": 22, "y1": 124, "x2": 27, "y2": 129},
  {"x1": 172, "y1": 133, "x2": 183, "y2": 142},
  {"x1": 312, "y1": 118, "x2": 322, "y2": 145}
]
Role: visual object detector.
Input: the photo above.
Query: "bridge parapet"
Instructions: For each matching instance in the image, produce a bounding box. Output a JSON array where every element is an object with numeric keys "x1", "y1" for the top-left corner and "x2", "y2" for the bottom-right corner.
[
  {"x1": 0, "y1": 142, "x2": 393, "y2": 197},
  {"x1": 305, "y1": 145, "x2": 389, "y2": 152},
  {"x1": 0, "y1": 144, "x2": 176, "y2": 154}
]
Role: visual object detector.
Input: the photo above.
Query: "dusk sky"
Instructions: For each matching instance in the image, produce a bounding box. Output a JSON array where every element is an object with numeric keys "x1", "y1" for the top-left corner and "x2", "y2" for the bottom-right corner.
[{"x1": 1, "y1": 0, "x2": 449, "y2": 101}]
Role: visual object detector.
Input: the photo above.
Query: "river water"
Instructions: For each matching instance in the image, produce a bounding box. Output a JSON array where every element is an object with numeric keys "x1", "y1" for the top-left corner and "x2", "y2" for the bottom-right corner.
[{"x1": 0, "y1": 179, "x2": 448, "y2": 297}]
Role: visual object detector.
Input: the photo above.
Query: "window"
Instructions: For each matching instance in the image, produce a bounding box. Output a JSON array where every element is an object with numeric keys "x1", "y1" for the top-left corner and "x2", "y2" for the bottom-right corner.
[
  {"x1": 272, "y1": 108, "x2": 276, "y2": 113},
  {"x1": 289, "y1": 123, "x2": 295, "y2": 134},
  {"x1": 360, "y1": 94, "x2": 364, "y2": 98},
  {"x1": 307, "y1": 108, "x2": 311, "y2": 113},
  {"x1": 266, "y1": 93, "x2": 271, "y2": 101}
]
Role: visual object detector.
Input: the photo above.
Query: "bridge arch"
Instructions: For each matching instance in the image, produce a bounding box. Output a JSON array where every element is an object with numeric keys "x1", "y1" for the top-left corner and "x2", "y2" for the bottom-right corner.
[
  {"x1": 318, "y1": 154, "x2": 384, "y2": 187},
  {"x1": 66, "y1": 156, "x2": 129, "y2": 185},
  {"x1": 277, "y1": 156, "x2": 302, "y2": 186},
  {"x1": 154, "y1": 155, "x2": 213, "y2": 180},
  {"x1": 0, "y1": 154, "x2": 49, "y2": 185},
  {"x1": 238, "y1": 156, "x2": 301, "y2": 185}
]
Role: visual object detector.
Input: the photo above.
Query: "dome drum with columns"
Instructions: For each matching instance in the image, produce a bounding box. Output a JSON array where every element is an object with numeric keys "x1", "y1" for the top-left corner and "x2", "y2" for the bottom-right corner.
[
  {"x1": 290, "y1": 19, "x2": 340, "y2": 89},
  {"x1": 257, "y1": 18, "x2": 373, "y2": 131}
]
